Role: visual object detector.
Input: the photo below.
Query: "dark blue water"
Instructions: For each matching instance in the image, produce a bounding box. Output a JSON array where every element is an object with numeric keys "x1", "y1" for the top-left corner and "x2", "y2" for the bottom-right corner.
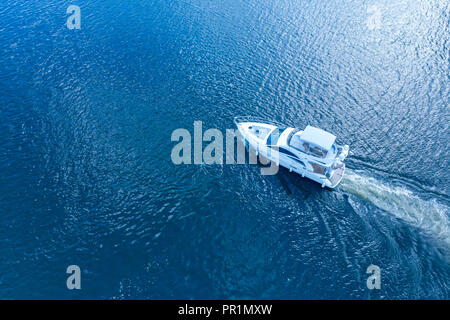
[{"x1": 0, "y1": 0, "x2": 449, "y2": 299}]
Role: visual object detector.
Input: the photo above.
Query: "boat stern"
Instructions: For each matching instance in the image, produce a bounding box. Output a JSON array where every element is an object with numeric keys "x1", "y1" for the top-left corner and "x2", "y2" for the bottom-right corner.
[{"x1": 326, "y1": 164, "x2": 345, "y2": 188}]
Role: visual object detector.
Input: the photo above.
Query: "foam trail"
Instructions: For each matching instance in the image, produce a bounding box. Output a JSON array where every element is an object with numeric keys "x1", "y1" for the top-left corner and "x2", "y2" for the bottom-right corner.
[{"x1": 340, "y1": 170, "x2": 450, "y2": 248}]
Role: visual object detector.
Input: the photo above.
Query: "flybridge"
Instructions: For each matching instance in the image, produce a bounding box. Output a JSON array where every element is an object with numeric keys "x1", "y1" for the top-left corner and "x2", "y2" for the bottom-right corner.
[{"x1": 300, "y1": 125, "x2": 336, "y2": 152}]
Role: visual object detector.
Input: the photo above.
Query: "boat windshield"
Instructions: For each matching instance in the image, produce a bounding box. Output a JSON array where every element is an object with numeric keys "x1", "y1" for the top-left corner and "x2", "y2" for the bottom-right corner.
[
  {"x1": 288, "y1": 131, "x2": 303, "y2": 150},
  {"x1": 288, "y1": 131, "x2": 328, "y2": 158},
  {"x1": 266, "y1": 128, "x2": 286, "y2": 146}
]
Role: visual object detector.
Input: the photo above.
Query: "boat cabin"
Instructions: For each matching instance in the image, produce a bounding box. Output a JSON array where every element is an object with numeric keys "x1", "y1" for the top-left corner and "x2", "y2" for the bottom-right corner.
[{"x1": 289, "y1": 125, "x2": 336, "y2": 159}]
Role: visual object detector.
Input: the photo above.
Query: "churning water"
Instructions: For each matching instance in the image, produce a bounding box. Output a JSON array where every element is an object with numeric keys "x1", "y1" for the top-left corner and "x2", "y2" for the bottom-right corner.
[{"x1": 340, "y1": 170, "x2": 450, "y2": 256}]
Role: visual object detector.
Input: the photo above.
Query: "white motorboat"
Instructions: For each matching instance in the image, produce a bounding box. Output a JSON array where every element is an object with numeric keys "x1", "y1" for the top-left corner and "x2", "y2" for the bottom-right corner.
[{"x1": 234, "y1": 116, "x2": 349, "y2": 188}]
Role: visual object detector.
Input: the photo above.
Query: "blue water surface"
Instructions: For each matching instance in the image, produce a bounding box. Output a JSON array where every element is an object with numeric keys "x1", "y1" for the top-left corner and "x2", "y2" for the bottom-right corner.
[{"x1": 0, "y1": 0, "x2": 449, "y2": 299}]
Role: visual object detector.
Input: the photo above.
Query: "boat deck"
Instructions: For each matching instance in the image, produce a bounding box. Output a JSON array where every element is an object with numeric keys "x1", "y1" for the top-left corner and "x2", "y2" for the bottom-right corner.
[{"x1": 329, "y1": 166, "x2": 345, "y2": 188}]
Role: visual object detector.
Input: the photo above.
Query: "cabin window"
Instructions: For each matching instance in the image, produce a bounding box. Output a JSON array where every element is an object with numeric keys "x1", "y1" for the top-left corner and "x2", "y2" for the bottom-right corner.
[
  {"x1": 309, "y1": 146, "x2": 326, "y2": 158},
  {"x1": 311, "y1": 163, "x2": 326, "y2": 175},
  {"x1": 278, "y1": 147, "x2": 297, "y2": 158}
]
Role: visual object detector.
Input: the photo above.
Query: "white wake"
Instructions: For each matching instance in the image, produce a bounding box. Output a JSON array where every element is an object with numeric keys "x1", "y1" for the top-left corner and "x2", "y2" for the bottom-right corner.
[{"x1": 340, "y1": 170, "x2": 450, "y2": 248}]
